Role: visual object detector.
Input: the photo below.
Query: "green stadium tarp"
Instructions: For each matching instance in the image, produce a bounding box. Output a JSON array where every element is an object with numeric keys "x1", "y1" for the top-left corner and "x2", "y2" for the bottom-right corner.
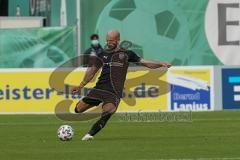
[
  {"x1": 0, "y1": 26, "x2": 76, "y2": 68},
  {"x1": 7, "y1": 0, "x2": 226, "y2": 66}
]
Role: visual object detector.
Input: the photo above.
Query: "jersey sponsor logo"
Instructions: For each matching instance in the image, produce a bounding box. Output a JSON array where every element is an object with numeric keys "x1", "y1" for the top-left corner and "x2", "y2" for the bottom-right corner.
[
  {"x1": 119, "y1": 53, "x2": 125, "y2": 60},
  {"x1": 103, "y1": 62, "x2": 124, "y2": 67}
]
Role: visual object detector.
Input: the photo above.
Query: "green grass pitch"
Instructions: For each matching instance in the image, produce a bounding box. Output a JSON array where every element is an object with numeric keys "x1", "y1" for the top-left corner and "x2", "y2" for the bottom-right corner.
[{"x1": 0, "y1": 111, "x2": 240, "y2": 160}]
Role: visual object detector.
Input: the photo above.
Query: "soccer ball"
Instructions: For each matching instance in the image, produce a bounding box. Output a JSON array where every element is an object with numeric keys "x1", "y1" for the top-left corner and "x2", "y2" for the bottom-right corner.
[
  {"x1": 57, "y1": 125, "x2": 74, "y2": 141},
  {"x1": 96, "y1": 0, "x2": 191, "y2": 65}
]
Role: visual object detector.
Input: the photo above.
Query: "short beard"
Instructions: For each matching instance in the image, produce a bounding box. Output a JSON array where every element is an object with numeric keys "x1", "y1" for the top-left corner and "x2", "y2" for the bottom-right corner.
[{"x1": 104, "y1": 43, "x2": 119, "y2": 52}]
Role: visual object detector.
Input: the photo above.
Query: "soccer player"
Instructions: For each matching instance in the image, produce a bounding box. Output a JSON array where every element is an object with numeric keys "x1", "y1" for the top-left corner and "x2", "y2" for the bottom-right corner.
[{"x1": 72, "y1": 29, "x2": 171, "y2": 141}]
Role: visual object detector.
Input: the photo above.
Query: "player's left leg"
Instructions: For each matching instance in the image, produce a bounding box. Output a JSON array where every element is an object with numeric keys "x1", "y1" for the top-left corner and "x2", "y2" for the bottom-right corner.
[
  {"x1": 75, "y1": 100, "x2": 93, "y2": 113},
  {"x1": 82, "y1": 103, "x2": 117, "y2": 141}
]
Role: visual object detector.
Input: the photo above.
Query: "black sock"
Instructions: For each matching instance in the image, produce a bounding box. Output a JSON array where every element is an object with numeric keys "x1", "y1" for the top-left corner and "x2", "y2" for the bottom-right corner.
[{"x1": 88, "y1": 112, "x2": 113, "y2": 136}]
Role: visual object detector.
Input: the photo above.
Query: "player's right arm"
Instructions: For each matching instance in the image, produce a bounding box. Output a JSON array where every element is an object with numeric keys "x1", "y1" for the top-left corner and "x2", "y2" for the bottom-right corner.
[
  {"x1": 72, "y1": 66, "x2": 100, "y2": 94},
  {"x1": 72, "y1": 54, "x2": 103, "y2": 94}
]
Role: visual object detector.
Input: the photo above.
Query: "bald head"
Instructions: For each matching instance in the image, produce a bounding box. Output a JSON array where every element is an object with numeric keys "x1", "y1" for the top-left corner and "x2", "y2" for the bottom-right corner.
[
  {"x1": 107, "y1": 29, "x2": 120, "y2": 40},
  {"x1": 106, "y1": 29, "x2": 120, "y2": 50}
]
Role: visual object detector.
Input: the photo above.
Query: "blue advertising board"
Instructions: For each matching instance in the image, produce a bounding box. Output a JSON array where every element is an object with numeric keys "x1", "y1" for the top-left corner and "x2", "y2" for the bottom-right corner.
[{"x1": 222, "y1": 68, "x2": 240, "y2": 109}]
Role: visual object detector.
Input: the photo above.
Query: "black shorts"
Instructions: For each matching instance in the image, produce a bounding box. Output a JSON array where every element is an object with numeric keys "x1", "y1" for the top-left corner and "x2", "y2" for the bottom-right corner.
[{"x1": 82, "y1": 88, "x2": 120, "y2": 107}]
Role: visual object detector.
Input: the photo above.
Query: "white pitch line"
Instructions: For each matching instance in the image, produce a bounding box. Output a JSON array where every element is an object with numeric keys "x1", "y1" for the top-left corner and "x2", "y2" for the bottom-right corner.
[
  {"x1": 195, "y1": 118, "x2": 240, "y2": 121},
  {"x1": 0, "y1": 118, "x2": 240, "y2": 126},
  {"x1": 139, "y1": 158, "x2": 240, "y2": 160},
  {"x1": 0, "y1": 121, "x2": 90, "y2": 126}
]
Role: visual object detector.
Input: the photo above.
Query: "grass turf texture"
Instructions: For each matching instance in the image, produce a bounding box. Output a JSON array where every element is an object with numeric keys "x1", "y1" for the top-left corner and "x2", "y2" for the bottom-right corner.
[{"x1": 0, "y1": 111, "x2": 240, "y2": 160}]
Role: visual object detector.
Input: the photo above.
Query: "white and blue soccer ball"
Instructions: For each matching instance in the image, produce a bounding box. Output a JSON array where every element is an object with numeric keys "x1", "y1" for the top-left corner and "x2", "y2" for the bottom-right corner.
[{"x1": 57, "y1": 125, "x2": 74, "y2": 141}]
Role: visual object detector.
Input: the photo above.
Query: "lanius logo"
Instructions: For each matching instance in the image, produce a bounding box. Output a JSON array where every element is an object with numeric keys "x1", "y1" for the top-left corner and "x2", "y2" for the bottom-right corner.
[{"x1": 205, "y1": 0, "x2": 240, "y2": 65}]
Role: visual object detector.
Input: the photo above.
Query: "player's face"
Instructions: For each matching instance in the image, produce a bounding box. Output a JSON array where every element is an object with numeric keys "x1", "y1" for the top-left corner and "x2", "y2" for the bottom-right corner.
[{"x1": 106, "y1": 35, "x2": 119, "y2": 48}]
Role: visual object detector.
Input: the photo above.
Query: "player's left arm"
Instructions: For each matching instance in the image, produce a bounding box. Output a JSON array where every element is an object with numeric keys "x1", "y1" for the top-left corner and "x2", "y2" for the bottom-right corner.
[
  {"x1": 139, "y1": 59, "x2": 171, "y2": 69},
  {"x1": 127, "y1": 50, "x2": 171, "y2": 69}
]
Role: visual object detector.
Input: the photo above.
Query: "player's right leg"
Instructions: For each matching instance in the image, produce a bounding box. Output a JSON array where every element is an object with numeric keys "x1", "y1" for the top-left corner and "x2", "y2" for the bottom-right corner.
[{"x1": 82, "y1": 103, "x2": 118, "y2": 141}]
